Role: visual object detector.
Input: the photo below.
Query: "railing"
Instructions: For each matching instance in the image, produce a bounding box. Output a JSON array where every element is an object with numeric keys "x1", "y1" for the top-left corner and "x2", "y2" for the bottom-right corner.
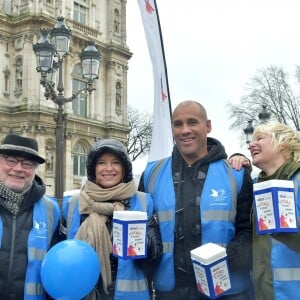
[{"x1": 67, "y1": 19, "x2": 100, "y2": 39}]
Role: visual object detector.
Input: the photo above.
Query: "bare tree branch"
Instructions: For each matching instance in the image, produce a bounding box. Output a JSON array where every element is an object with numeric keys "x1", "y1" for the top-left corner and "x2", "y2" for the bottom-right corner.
[
  {"x1": 227, "y1": 65, "x2": 300, "y2": 138},
  {"x1": 127, "y1": 106, "x2": 153, "y2": 161}
]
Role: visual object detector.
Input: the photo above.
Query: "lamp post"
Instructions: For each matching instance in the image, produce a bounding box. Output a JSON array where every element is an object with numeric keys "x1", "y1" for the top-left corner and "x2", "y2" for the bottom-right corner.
[
  {"x1": 243, "y1": 105, "x2": 271, "y2": 146},
  {"x1": 258, "y1": 105, "x2": 271, "y2": 124},
  {"x1": 243, "y1": 119, "x2": 254, "y2": 146},
  {"x1": 33, "y1": 17, "x2": 101, "y2": 206}
]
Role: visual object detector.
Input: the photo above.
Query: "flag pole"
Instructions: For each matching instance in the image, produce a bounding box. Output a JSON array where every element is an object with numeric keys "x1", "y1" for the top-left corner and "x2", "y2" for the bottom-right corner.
[
  {"x1": 138, "y1": 0, "x2": 174, "y2": 161},
  {"x1": 152, "y1": 0, "x2": 172, "y2": 119}
]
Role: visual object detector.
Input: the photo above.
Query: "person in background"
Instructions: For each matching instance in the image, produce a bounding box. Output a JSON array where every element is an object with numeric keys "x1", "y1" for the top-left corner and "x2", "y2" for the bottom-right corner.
[
  {"x1": 249, "y1": 121, "x2": 300, "y2": 300},
  {"x1": 0, "y1": 133, "x2": 60, "y2": 299},
  {"x1": 139, "y1": 100, "x2": 253, "y2": 300},
  {"x1": 62, "y1": 139, "x2": 162, "y2": 300}
]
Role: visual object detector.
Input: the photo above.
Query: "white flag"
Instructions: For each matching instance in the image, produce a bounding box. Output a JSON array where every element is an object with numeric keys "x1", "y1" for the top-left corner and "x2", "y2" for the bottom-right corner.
[{"x1": 137, "y1": 0, "x2": 173, "y2": 162}]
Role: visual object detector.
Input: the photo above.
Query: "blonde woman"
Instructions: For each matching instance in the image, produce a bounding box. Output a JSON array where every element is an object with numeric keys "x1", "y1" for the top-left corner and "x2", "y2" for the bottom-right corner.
[{"x1": 249, "y1": 121, "x2": 300, "y2": 300}]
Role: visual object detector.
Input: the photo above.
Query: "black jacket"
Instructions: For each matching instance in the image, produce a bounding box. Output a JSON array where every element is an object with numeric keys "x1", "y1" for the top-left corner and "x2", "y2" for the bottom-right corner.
[
  {"x1": 0, "y1": 175, "x2": 60, "y2": 300},
  {"x1": 139, "y1": 138, "x2": 253, "y2": 296}
]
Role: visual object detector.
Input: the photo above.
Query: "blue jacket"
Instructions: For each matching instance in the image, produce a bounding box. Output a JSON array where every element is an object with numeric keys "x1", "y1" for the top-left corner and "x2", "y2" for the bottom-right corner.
[
  {"x1": 62, "y1": 191, "x2": 154, "y2": 300},
  {"x1": 143, "y1": 157, "x2": 249, "y2": 295},
  {"x1": 0, "y1": 196, "x2": 60, "y2": 300},
  {"x1": 253, "y1": 172, "x2": 300, "y2": 299}
]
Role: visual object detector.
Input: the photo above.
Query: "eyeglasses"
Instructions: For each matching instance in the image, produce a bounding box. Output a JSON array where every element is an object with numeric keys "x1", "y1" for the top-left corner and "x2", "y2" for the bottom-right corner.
[{"x1": 2, "y1": 155, "x2": 36, "y2": 170}]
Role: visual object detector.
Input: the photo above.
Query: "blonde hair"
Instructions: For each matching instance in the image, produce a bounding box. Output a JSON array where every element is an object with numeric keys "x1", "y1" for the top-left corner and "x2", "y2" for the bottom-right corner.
[{"x1": 253, "y1": 121, "x2": 300, "y2": 162}]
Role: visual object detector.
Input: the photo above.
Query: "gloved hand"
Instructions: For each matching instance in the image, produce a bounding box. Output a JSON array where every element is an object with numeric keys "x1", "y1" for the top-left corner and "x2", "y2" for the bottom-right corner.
[
  {"x1": 146, "y1": 214, "x2": 163, "y2": 262},
  {"x1": 106, "y1": 254, "x2": 118, "y2": 299},
  {"x1": 134, "y1": 214, "x2": 163, "y2": 278}
]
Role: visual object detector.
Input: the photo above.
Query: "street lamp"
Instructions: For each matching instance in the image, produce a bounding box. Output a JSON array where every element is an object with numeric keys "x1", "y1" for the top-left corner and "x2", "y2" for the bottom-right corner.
[
  {"x1": 243, "y1": 120, "x2": 254, "y2": 146},
  {"x1": 33, "y1": 17, "x2": 101, "y2": 206},
  {"x1": 258, "y1": 105, "x2": 271, "y2": 124},
  {"x1": 243, "y1": 105, "x2": 271, "y2": 146}
]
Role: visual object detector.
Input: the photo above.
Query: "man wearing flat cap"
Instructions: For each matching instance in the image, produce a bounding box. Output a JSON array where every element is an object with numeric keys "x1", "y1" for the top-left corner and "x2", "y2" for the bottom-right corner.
[{"x1": 0, "y1": 133, "x2": 61, "y2": 299}]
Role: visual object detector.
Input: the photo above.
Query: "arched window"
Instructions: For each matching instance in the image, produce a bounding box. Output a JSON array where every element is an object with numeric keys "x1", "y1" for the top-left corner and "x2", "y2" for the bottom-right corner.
[
  {"x1": 72, "y1": 64, "x2": 87, "y2": 117},
  {"x1": 73, "y1": 142, "x2": 87, "y2": 177}
]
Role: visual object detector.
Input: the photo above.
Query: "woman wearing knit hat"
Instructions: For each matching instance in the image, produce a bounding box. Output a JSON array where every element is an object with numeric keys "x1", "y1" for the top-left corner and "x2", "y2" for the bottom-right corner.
[{"x1": 62, "y1": 139, "x2": 162, "y2": 300}]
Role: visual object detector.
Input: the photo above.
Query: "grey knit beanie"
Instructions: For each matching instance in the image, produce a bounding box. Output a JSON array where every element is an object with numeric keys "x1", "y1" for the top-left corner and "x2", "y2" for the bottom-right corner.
[{"x1": 86, "y1": 139, "x2": 132, "y2": 183}]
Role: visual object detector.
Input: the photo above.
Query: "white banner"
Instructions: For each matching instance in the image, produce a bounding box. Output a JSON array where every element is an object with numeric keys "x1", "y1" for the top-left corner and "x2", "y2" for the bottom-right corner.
[{"x1": 137, "y1": 0, "x2": 173, "y2": 162}]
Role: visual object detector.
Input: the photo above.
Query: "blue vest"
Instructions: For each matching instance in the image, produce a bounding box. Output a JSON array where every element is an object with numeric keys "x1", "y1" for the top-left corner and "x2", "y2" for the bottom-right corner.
[
  {"x1": 256, "y1": 173, "x2": 300, "y2": 299},
  {"x1": 143, "y1": 157, "x2": 247, "y2": 294},
  {"x1": 62, "y1": 191, "x2": 153, "y2": 300},
  {"x1": 0, "y1": 196, "x2": 60, "y2": 300}
]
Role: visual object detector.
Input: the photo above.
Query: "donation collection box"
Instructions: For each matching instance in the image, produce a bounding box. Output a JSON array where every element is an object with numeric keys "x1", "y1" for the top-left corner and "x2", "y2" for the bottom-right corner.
[
  {"x1": 253, "y1": 179, "x2": 298, "y2": 234},
  {"x1": 112, "y1": 210, "x2": 148, "y2": 259},
  {"x1": 190, "y1": 243, "x2": 231, "y2": 299}
]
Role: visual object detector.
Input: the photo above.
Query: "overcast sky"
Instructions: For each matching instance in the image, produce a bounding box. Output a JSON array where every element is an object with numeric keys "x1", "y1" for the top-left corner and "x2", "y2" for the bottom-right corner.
[{"x1": 126, "y1": 0, "x2": 300, "y2": 172}]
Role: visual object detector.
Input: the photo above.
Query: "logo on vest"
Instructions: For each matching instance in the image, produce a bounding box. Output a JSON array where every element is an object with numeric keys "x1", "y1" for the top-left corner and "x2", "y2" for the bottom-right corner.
[
  {"x1": 209, "y1": 188, "x2": 227, "y2": 205},
  {"x1": 34, "y1": 220, "x2": 47, "y2": 237}
]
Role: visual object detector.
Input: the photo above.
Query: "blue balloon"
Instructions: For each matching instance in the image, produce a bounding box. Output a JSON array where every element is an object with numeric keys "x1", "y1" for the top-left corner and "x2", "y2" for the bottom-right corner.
[{"x1": 41, "y1": 240, "x2": 100, "y2": 300}]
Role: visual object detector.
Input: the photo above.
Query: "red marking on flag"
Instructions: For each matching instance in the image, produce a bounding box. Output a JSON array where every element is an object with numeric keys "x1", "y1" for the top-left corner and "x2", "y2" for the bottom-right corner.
[
  {"x1": 161, "y1": 89, "x2": 167, "y2": 101},
  {"x1": 145, "y1": 0, "x2": 155, "y2": 14},
  {"x1": 160, "y1": 74, "x2": 167, "y2": 101}
]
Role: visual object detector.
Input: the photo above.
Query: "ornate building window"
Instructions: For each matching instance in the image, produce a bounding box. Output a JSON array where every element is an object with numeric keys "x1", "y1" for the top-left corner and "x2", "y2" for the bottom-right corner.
[
  {"x1": 114, "y1": 9, "x2": 120, "y2": 33},
  {"x1": 116, "y1": 82, "x2": 122, "y2": 107},
  {"x1": 15, "y1": 57, "x2": 23, "y2": 91},
  {"x1": 73, "y1": 142, "x2": 87, "y2": 177},
  {"x1": 45, "y1": 145, "x2": 54, "y2": 172},
  {"x1": 72, "y1": 64, "x2": 87, "y2": 117},
  {"x1": 5, "y1": 74, "x2": 9, "y2": 91},
  {"x1": 116, "y1": 81, "x2": 122, "y2": 115},
  {"x1": 3, "y1": 66, "x2": 10, "y2": 96},
  {"x1": 73, "y1": 1, "x2": 88, "y2": 24}
]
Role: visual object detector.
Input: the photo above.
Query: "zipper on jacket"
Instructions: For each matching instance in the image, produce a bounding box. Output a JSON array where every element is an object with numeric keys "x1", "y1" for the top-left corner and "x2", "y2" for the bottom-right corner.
[{"x1": 5, "y1": 214, "x2": 16, "y2": 298}]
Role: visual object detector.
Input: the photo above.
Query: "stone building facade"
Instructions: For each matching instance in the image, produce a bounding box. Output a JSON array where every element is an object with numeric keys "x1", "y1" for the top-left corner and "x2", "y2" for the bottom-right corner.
[{"x1": 0, "y1": 0, "x2": 132, "y2": 195}]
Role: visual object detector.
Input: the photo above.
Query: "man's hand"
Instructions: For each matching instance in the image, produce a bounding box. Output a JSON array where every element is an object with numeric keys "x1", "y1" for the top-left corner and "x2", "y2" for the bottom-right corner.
[{"x1": 228, "y1": 154, "x2": 251, "y2": 171}]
